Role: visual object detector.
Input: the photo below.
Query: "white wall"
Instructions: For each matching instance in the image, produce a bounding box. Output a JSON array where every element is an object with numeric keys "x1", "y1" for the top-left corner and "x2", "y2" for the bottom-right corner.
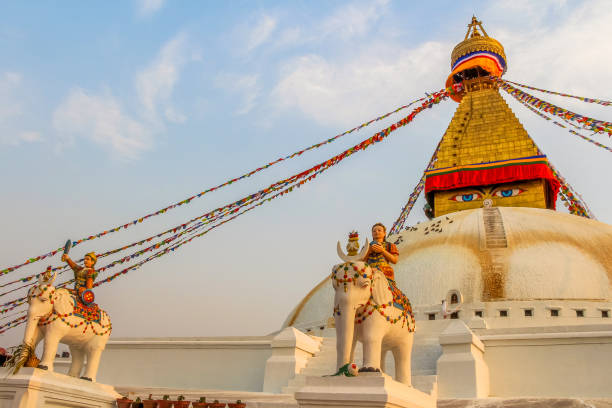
[
  {"x1": 481, "y1": 325, "x2": 612, "y2": 398},
  {"x1": 57, "y1": 336, "x2": 274, "y2": 391}
]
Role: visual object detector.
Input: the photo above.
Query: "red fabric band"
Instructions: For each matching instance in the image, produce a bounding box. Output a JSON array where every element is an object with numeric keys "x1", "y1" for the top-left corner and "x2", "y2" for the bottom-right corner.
[{"x1": 425, "y1": 163, "x2": 560, "y2": 209}]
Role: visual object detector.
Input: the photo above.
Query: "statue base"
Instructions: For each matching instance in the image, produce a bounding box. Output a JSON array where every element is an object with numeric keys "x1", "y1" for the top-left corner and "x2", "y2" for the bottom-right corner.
[
  {"x1": 0, "y1": 367, "x2": 121, "y2": 408},
  {"x1": 295, "y1": 372, "x2": 436, "y2": 408}
]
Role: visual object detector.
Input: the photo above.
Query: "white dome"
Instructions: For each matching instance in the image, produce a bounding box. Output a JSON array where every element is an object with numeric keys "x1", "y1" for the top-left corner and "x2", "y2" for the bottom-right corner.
[{"x1": 284, "y1": 207, "x2": 612, "y2": 328}]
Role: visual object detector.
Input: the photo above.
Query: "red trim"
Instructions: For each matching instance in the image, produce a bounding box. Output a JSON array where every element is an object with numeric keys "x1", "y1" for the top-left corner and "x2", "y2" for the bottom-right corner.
[{"x1": 425, "y1": 163, "x2": 560, "y2": 209}]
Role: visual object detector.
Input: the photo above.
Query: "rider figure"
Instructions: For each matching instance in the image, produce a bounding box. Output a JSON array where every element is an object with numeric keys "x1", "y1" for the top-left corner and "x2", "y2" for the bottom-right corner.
[
  {"x1": 362, "y1": 223, "x2": 399, "y2": 280},
  {"x1": 61, "y1": 252, "x2": 98, "y2": 300}
]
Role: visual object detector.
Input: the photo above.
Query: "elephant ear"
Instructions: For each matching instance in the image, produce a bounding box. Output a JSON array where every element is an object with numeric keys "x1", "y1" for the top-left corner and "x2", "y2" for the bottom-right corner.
[
  {"x1": 371, "y1": 271, "x2": 393, "y2": 306},
  {"x1": 52, "y1": 288, "x2": 74, "y2": 316}
]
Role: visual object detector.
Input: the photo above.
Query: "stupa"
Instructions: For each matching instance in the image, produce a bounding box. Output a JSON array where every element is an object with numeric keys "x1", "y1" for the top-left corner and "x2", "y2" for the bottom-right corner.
[
  {"x1": 3, "y1": 17, "x2": 611, "y2": 408},
  {"x1": 283, "y1": 17, "x2": 612, "y2": 401}
]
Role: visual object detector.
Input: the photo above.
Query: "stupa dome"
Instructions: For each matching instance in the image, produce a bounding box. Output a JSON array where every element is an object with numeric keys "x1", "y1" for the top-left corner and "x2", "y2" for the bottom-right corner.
[{"x1": 283, "y1": 207, "x2": 612, "y2": 328}]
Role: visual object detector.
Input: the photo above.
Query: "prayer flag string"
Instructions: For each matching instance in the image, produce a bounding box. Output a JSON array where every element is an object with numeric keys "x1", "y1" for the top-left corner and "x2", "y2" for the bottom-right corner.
[
  {"x1": 0, "y1": 90, "x2": 452, "y2": 330},
  {"x1": 389, "y1": 138, "x2": 443, "y2": 235},
  {"x1": 494, "y1": 78, "x2": 612, "y2": 137},
  {"x1": 502, "y1": 90, "x2": 595, "y2": 218},
  {"x1": 0, "y1": 95, "x2": 432, "y2": 278},
  {"x1": 504, "y1": 79, "x2": 612, "y2": 106},
  {"x1": 510, "y1": 90, "x2": 612, "y2": 154}
]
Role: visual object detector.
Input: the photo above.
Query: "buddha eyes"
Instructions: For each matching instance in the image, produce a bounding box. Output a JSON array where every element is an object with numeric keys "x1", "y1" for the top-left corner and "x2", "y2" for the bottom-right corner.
[
  {"x1": 494, "y1": 188, "x2": 524, "y2": 198},
  {"x1": 450, "y1": 188, "x2": 525, "y2": 202},
  {"x1": 450, "y1": 193, "x2": 482, "y2": 202}
]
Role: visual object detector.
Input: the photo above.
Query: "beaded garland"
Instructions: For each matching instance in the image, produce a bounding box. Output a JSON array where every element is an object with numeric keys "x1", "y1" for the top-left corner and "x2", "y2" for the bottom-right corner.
[
  {"x1": 29, "y1": 284, "x2": 111, "y2": 337},
  {"x1": 331, "y1": 262, "x2": 415, "y2": 331},
  {"x1": 331, "y1": 262, "x2": 372, "y2": 293}
]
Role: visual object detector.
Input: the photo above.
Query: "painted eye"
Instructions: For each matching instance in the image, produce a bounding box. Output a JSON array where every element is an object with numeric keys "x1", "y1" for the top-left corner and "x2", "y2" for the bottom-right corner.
[
  {"x1": 450, "y1": 193, "x2": 482, "y2": 202},
  {"x1": 494, "y1": 188, "x2": 524, "y2": 198}
]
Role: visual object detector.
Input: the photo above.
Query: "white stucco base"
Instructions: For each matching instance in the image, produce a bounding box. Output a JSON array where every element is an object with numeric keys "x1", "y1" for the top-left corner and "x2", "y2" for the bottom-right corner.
[
  {"x1": 437, "y1": 321, "x2": 489, "y2": 398},
  {"x1": 295, "y1": 373, "x2": 436, "y2": 408},
  {"x1": 0, "y1": 367, "x2": 121, "y2": 408}
]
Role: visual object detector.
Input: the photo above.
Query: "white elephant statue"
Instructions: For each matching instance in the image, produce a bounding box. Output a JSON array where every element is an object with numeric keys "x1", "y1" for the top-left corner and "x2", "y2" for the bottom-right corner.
[
  {"x1": 20, "y1": 272, "x2": 111, "y2": 382},
  {"x1": 332, "y1": 242, "x2": 416, "y2": 385}
]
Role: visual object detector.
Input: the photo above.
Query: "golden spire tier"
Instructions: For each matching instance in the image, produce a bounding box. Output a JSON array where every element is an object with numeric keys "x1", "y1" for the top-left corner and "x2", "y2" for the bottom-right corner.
[
  {"x1": 424, "y1": 18, "x2": 559, "y2": 218},
  {"x1": 446, "y1": 16, "x2": 507, "y2": 103}
]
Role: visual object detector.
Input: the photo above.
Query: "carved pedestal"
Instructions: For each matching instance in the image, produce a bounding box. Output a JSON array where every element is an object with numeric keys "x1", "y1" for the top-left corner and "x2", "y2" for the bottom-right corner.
[
  {"x1": 295, "y1": 372, "x2": 436, "y2": 408},
  {"x1": 0, "y1": 367, "x2": 121, "y2": 408}
]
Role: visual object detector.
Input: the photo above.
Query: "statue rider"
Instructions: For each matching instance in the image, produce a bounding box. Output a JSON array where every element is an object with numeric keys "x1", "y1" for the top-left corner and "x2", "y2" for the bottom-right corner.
[
  {"x1": 362, "y1": 222, "x2": 399, "y2": 280},
  {"x1": 61, "y1": 252, "x2": 98, "y2": 304}
]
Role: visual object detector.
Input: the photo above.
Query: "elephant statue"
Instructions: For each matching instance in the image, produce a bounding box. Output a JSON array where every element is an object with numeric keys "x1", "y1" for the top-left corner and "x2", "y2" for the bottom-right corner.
[
  {"x1": 332, "y1": 241, "x2": 416, "y2": 385},
  {"x1": 20, "y1": 272, "x2": 111, "y2": 382}
]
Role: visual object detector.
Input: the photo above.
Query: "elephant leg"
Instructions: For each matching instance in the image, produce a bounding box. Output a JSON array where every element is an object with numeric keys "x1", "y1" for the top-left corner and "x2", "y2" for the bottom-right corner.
[
  {"x1": 83, "y1": 347, "x2": 103, "y2": 382},
  {"x1": 349, "y1": 336, "x2": 357, "y2": 364},
  {"x1": 393, "y1": 337, "x2": 414, "y2": 386},
  {"x1": 68, "y1": 347, "x2": 85, "y2": 378},
  {"x1": 38, "y1": 334, "x2": 61, "y2": 372},
  {"x1": 360, "y1": 334, "x2": 382, "y2": 372},
  {"x1": 380, "y1": 349, "x2": 388, "y2": 375}
]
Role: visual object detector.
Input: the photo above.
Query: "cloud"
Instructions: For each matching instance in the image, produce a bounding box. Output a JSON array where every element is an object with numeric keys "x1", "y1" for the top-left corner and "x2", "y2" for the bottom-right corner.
[
  {"x1": 136, "y1": 33, "x2": 191, "y2": 118},
  {"x1": 137, "y1": 0, "x2": 165, "y2": 16},
  {"x1": 319, "y1": 0, "x2": 389, "y2": 40},
  {"x1": 0, "y1": 72, "x2": 44, "y2": 146},
  {"x1": 53, "y1": 88, "x2": 151, "y2": 159},
  {"x1": 215, "y1": 73, "x2": 260, "y2": 115},
  {"x1": 271, "y1": 40, "x2": 448, "y2": 127},
  {"x1": 269, "y1": 0, "x2": 389, "y2": 50},
  {"x1": 0, "y1": 72, "x2": 23, "y2": 122},
  {"x1": 19, "y1": 131, "x2": 42, "y2": 143},
  {"x1": 49, "y1": 31, "x2": 198, "y2": 158},
  {"x1": 246, "y1": 14, "x2": 277, "y2": 52},
  {"x1": 488, "y1": 0, "x2": 612, "y2": 96},
  {"x1": 164, "y1": 106, "x2": 187, "y2": 123}
]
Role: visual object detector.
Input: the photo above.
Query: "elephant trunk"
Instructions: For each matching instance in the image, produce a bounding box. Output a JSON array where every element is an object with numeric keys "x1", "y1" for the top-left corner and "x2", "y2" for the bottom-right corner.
[
  {"x1": 22, "y1": 315, "x2": 41, "y2": 349},
  {"x1": 335, "y1": 302, "x2": 356, "y2": 370}
]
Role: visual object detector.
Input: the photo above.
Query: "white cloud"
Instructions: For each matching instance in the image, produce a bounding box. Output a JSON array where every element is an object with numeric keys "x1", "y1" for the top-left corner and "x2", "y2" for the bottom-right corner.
[
  {"x1": 137, "y1": 0, "x2": 165, "y2": 16},
  {"x1": 0, "y1": 72, "x2": 23, "y2": 122},
  {"x1": 246, "y1": 14, "x2": 277, "y2": 52},
  {"x1": 48, "y1": 31, "x2": 198, "y2": 158},
  {"x1": 0, "y1": 72, "x2": 43, "y2": 146},
  {"x1": 19, "y1": 131, "x2": 42, "y2": 143},
  {"x1": 271, "y1": 41, "x2": 448, "y2": 127},
  {"x1": 164, "y1": 106, "x2": 187, "y2": 123},
  {"x1": 319, "y1": 0, "x2": 389, "y2": 40},
  {"x1": 488, "y1": 0, "x2": 612, "y2": 97},
  {"x1": 53, "y1": 88, "x2": 151, "y2": 159},
  {"x1": 269, "y1": 0, "x2": 389, "y2": 50},
  {"x1": 215, "y1": 73, "x2": 260, "y2": 115},
  {"x1": 136, "y1": 33, "x2": 191, "y2": 118},
  {"x1": 275, "y1": 27, "x2": 302, "y2": 48}
]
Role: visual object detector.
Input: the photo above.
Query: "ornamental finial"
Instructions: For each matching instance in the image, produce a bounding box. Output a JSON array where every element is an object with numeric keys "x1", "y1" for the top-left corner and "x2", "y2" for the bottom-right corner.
[
  {"x1": 465, "y1": 15, "x2": 489, "y2": 40},
  {"x1": 346, "y1": 231, "x2": 360, "y2": 256}
]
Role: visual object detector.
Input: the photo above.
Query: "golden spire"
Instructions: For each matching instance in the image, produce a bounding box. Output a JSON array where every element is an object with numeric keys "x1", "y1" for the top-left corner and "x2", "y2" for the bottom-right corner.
[{"x1": 425, "y1": 17, "x2": 559, "y2": 218}]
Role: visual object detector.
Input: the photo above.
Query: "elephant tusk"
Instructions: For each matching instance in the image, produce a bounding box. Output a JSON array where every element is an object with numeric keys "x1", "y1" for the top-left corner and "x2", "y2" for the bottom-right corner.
[{"x1": 337, "y1": 240, "x2": 369, "y2": 263}]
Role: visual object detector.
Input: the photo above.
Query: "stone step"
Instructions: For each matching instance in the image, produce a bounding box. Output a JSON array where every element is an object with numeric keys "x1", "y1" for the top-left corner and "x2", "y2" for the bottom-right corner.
[{"x1": 412, "y1": 374, "x2": 438, "y2": 395}]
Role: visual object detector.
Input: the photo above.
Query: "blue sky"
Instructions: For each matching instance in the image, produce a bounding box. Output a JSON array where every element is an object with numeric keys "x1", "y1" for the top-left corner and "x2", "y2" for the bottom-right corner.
[{"x1": 1, "y1": 0, "x2": 612, "y2": 346}]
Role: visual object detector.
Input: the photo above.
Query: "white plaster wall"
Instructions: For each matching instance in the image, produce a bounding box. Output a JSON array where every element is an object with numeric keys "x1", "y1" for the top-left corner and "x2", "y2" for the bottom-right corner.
[
  {"x1": 481, "y1": 325, "x2": 612, "y2": 398},
  {"x1": 61, "y1": 337, "x2": 274, "y2": 391}
]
